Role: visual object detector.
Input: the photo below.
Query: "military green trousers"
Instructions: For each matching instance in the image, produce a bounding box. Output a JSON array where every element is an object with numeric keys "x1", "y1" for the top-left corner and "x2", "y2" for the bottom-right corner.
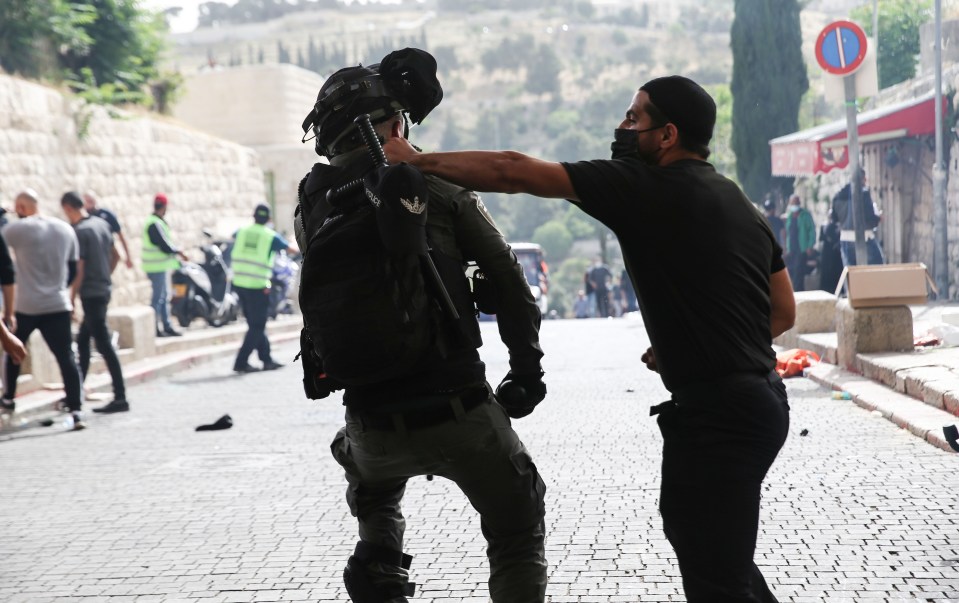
[{"x1": 331, "y1": 393, "x2": 547, "y2": 602}]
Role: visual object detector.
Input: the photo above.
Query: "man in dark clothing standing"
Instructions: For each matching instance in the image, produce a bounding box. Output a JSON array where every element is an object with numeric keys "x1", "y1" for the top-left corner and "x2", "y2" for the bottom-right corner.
[
  {"x1": 385, "y1": 74, "x2": 796, "y2": 603},
  {"x1": 762, "y1": 198, "x2": 785, "y2": 249},
  {"x1": 588, "y1": 257, "x2": 612, "y2": 317},
  {"x1": 298, "y1": 49, "x2": 548, "y2": 602},
  {"x1": 831, "y1": 169, "x2": 885, "y2": 267},
  {"x1": 819, "y1": 212, "x2": 843, "y2": 293},
  {"x1": 83, "y1": 190, "x2": 133, "y2": 271},
  {"x1": 619, "y1": 267, "x2": 637, "y2": 313},
  {"x1": 230, "y1": 203, "x2": 296, "y2": 373},
  {"x1": 61, "y1": 192, "x2": 129, "y2": 414},
  {"x1": 142, "y1": 193, "x2": 188, "y2": 337}
]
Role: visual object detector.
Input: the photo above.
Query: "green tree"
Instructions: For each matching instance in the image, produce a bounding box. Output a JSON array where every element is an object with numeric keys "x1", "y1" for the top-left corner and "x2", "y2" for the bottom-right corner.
[
  {"x1": 525, "y1": 44, "x2": 561, "y2": 97},
  {"x1": 0, "y1": 0, "x2": 174, "y2": 111},
  {"x1": 59, "y1": 0, "x2": 167, "y2": 103},
  {"x1": 852, "y1": 0, "x2": 932, "y2": 89},
  {"x1": 0, "y1": 0, "x2": 95, "y2": 78},
  {"x1": 707, "y1": 84, "x2": 736, "y2": 181},
  {"x1": 730, "y1": 0, "x2": 808, "y2": 202},
  {"x1": 532, "y1": 220, "x2": 573, "y2": 264},
  {"x1": 563, "y1": 205, "x2": 599, "y2": 239},
  {"x1": 439, "y1": 116, "x2": 461, "y2": 150},
  {"x1": 511, "y1": 195, "x2": 562, "y2": 241}
]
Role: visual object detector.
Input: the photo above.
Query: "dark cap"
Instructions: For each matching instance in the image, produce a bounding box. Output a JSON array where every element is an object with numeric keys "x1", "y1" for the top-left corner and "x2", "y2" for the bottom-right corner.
[
  {"x1": 254, "y1": 203, "x2": 271, "y2": 223},
  {"x1": 640, "y1": 75, "x2": 716, "y2": 148},
  {"x1": 763, "y1": 199, "x2": 775, "y2": 211}
]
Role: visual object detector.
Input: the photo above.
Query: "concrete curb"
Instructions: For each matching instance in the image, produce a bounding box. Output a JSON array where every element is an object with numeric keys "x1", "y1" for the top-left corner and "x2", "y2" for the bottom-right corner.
[
  {"x1": 0, "y1": 317, "x2": 301, "y2": 432},
  {"x1": 804, "y1": 362, "x2": 957, "y2": 453}
]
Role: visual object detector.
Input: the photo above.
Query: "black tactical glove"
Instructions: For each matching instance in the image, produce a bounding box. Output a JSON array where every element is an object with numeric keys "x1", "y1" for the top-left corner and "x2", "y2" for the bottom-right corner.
[{"x1": 495, "y1": 370, "x2": 546, "y2": 419}]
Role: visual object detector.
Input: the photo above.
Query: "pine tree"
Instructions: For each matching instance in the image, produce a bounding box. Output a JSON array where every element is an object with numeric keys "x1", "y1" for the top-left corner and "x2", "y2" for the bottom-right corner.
[{"x1": 730, "y1": 0, "x2": 808, "y2": 202}]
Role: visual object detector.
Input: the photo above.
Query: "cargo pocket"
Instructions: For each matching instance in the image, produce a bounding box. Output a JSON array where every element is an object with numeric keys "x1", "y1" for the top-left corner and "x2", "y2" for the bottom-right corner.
[
  {"x1": 330, "y1": 427, "x2": 362, "y2": 517},
  {"x1": 509, "y1": 447, "x2": 547, "y2": 520}
]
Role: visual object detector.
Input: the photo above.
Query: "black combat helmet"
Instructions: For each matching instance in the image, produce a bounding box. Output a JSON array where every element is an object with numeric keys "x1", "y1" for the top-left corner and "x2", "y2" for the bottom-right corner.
[{"x1": 301, "y1": 48, "x2": 444, "y2": 158}]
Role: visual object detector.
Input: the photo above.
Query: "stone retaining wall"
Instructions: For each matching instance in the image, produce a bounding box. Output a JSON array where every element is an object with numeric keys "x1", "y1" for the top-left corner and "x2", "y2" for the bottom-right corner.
[{"x1": 0, "y1": 74, "x2": 266, "y2": 308}]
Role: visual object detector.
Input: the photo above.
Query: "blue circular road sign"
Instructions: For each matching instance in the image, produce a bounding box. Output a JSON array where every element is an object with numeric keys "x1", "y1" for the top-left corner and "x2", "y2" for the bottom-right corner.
[{"x1": 815, "y1": 20, "x2": 868, "y2": 76}]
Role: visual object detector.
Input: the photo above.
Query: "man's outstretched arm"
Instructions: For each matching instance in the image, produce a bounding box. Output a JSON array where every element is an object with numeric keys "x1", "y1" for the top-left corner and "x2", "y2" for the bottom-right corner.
[{"x1": 383, "y1": 137, "x2": 578, "y2": 201}]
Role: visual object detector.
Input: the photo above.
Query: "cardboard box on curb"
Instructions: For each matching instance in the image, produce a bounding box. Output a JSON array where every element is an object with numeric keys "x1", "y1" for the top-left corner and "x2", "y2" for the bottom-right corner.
[{"x1": 835, "y1": 263, "x2": 935, "y2": 309}]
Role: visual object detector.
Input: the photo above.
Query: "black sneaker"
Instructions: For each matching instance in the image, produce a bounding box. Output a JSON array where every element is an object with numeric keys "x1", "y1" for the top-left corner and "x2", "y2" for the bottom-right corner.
[
  {"x1": 93, "y1": 399, "x2": 130, "y2": 414},
  {"x1": 262, "y1": 360, "x2": 284, "y2": 371},
  {"x1": 233, "y1": 364, "x2": 259, "y2": 374},
  {"x1": 163, "y1": 328, "x2": 183, "y2": 337},
  {"x1": 0, "y1": 398, "x2": 14, "y2": 412}
]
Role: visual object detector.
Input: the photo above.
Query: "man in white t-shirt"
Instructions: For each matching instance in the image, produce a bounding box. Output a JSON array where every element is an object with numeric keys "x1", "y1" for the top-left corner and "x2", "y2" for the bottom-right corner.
[{"x1": 1, "y1": 189, "x2": 86, "y2": 430}]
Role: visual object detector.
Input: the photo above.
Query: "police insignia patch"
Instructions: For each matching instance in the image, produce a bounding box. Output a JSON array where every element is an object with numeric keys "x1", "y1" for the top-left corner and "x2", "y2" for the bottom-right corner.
[{"x1": 400, "y1": 196, "x2": 426, "y2": 214}]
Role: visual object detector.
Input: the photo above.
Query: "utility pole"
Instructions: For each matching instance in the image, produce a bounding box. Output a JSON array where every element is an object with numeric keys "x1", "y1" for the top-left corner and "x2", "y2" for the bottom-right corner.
[
  {"x1": 844, "y1": 76, "x2": 868, "y2": 265},
  {"x1": 872, "y1": 0, "x2": 880, "y2": 77},
  {"x1": 933, "y1": 0, "x2": 949, "y2": 297}
]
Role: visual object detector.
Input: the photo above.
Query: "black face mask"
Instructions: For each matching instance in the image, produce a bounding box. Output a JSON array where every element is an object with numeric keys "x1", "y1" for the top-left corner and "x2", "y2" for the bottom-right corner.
[{"x1": 610, "y1": 128, "x2": 640, "y2": 160}]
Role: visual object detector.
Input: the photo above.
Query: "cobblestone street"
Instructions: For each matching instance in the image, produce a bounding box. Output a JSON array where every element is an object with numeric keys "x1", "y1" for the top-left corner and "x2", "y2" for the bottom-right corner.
[{"x1": 1, "y1": 318, "x2": 958, "y2": 602}]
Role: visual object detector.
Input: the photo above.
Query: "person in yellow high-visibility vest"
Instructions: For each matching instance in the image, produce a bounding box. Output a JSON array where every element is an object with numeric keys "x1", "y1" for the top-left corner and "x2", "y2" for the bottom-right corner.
[
  {"x1": 142, "y1": 193, "x2": 188, "y2": 337},
  {"x1": 230, "y1": 203, "x2": 297, "y2": 373}
]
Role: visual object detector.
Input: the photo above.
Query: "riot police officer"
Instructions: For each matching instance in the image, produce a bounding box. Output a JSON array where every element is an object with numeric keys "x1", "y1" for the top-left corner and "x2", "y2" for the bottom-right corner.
[{"x1": 296, "y1": 48, "x2": 548, "y2": 603}]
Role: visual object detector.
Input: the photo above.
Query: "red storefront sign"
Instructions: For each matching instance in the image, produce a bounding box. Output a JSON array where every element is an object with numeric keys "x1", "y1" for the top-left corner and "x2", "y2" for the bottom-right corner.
[{"x1": 769, "y1": 93, "x2": 943, "y2": 177}]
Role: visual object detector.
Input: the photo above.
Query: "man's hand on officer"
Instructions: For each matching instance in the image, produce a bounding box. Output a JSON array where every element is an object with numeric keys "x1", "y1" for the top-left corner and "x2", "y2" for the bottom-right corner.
[{"x1": 495, "y1": 370, "x2": 546, "y2": 418}]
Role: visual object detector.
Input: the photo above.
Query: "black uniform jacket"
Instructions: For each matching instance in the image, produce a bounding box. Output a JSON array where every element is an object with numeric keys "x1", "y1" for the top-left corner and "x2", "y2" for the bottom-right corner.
[{"x1": 297, "y1": 148, "x2": 543, "y2": 408}]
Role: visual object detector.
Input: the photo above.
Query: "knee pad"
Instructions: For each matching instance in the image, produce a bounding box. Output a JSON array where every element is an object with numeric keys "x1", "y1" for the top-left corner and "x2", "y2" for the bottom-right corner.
[{"x1": 344, "y1": 541, "x2": 416, "y2": 603}]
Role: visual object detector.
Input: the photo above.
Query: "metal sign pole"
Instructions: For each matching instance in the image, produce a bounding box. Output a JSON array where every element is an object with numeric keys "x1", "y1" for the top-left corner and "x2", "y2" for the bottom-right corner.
[
  {"x1": 933, "y1": 0, "x2": 949, "y2": 297},
  {"x1": 843, "y1": 76, "x2": 868, "y2": 265}
]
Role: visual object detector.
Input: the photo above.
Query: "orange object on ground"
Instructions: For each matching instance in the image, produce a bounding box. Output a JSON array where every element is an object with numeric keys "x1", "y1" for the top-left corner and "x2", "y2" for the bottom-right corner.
[{"x1": 775, "y1": 348, "x2": 821, "y2": 378}]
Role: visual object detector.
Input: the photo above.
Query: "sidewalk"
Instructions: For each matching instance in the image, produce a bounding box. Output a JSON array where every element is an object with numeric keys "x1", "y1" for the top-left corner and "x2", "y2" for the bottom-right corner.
[
  {"x1": 791, "y1": 302, "x2": 959, "y2": 453},
  {"x1": 6, "y1": 302, "x2": 959, "y2": 452},
  {"x1": 0, "y1": 315, "x2": 302, "y2": 432}
]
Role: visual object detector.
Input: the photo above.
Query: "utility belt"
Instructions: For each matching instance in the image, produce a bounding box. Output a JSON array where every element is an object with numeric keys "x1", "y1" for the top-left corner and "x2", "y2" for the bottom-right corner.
[
  {"x1": 649, "y1": 370, "x2": 778, "y2": 416},
  {"x1": 839, "y1": 229, "x2": 876, "y2": 242},
  {"x1": 348, "y1": 384, "x2": 491, "y2": 432}
]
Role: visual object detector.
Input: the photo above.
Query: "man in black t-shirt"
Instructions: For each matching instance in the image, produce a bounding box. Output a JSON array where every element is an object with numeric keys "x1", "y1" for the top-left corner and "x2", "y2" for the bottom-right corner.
[
  {"x1": 83, "y1": 190, "x2": 133, "y2": 271},
  {"x1": 762, "y1": 198, "x2": 785, "y2": 249},
  {"x1": 588, "y1": 258, "x2": 612, "y2": 317},
  {"x1": 385, "y1": 75, "x2": 796, "y2": 603}
]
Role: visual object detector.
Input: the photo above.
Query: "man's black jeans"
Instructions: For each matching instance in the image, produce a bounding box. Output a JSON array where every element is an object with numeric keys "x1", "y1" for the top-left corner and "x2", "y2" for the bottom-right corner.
[
  {"x1": 5, "y1": 311, "x2": 83, "y2": 411},
  {"x1": 78, "y1": 296, "x2": 125, "y2": 401},
  {"x1": 657, "y1": 370, "x2": 789, "y2": 603},
  {"x1": 235, "y1": 286, "x2": 272, "y2": 367}
]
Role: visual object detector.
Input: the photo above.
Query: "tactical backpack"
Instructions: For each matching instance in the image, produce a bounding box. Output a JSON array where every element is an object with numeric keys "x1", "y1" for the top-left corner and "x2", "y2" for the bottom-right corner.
[
  {"x1": 298, "y1": 192, "x2": 437, "y2": 390},
  {"x1": 295, "y1": 121, "x2": 483, "y2": 398}
]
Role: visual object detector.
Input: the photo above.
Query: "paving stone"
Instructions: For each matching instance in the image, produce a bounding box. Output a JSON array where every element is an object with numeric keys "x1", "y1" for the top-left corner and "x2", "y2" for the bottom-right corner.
[{"x1": 2, "y1": 320, "x2": 958, "y2": 601}]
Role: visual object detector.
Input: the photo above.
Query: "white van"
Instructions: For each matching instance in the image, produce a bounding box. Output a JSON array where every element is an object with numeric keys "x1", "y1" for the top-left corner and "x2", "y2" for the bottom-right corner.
[{"x1": 510, "y1": 242, "x2": 550, "y2": 315}]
